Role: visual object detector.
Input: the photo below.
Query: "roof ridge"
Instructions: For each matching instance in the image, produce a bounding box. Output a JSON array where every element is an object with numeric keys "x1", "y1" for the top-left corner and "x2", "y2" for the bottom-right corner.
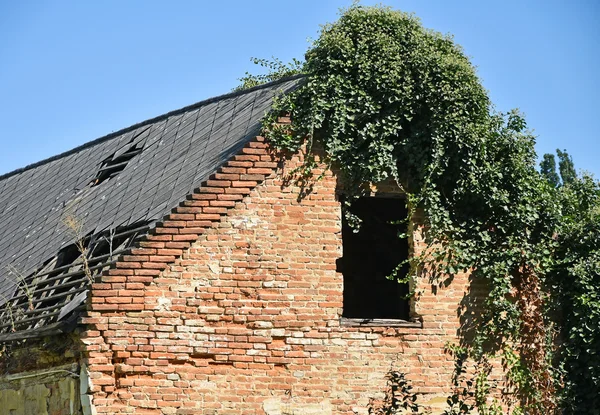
[{"x1": 0, "y1": 74, "x2": 305, "y2": 182}]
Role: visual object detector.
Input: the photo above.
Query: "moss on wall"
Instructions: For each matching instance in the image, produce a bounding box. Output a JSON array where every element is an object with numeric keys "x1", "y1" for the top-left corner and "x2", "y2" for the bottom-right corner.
[
  {"x1": 0, "y1": 333, "x2": 81, "y2": 375},
  {"x1": 0, "y1": 363, "x2": 81, "y2": 415}
]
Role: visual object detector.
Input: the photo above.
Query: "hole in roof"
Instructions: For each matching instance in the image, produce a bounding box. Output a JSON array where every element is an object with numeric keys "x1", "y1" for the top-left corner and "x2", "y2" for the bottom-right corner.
[
  {"x1": 0, "y1": 221, "x2": 151, "y2": 335},
  {"x1": 89, "y1": 140, "x2": 144, "y2": 187}
]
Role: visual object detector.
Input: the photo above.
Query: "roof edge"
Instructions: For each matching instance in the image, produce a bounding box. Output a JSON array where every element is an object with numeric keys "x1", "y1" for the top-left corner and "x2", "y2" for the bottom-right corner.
[
  {"x1": 0, "y1": 131, "x2": 285, "y2": 342},
  {"x1": 0, "y1": 74, "x2": 306, "y2": 182}
]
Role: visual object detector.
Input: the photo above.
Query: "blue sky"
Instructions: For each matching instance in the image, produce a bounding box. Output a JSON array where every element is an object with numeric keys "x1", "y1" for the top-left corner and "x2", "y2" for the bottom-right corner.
[{"x1": 1, "y1": 0, "x2": 598, "y2": 177}]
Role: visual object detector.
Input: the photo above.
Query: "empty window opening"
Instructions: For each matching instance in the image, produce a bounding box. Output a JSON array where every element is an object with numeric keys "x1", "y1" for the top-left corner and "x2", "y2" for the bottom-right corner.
[
  {"x1": 90, "y1": 143, "x2": 143, "y2": 187},
  {"x1": 341, "y1": 196, "x2": 410, "y2": 320}
]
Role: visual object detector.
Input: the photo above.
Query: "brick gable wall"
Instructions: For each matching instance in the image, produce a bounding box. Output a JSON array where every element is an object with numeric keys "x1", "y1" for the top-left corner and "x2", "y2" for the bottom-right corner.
[{"x1": 80, "y1": 132, "x2": 474, "y2": 414}]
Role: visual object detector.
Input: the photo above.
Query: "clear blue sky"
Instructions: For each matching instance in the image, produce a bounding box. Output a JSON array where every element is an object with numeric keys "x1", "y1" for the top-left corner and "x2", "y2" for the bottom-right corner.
[{"x1": 1, "y1": 1, "x2": 598, "y2": 177}]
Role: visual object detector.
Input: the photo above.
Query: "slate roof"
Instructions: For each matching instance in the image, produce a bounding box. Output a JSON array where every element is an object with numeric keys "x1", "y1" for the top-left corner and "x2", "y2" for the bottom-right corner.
[{"x1": 0, "y1": 75, "x2": 302, "y2": 340}]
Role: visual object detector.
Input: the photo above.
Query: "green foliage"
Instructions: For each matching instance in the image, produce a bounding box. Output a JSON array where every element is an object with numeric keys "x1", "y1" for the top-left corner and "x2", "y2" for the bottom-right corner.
[
  {"x1": 548, "y1": 174, "x2": 600, "y2": 413},
  {"x1": 254, "y1": 3, "x2": 599, "y2": 413},
  {"x1": 264, "y1": 5, "x2": 491, "y2": 194},
  {"x1": 557, "y1": 148, "x2": 577, "y2": 185},
  {"x1": 540, "y1": 150, "x2": 577, "y2": 188},
  {"x1": 443, "y1": 344, "x2": 475, "y2": 415},
  {"x1": 540, "y1": 153, "x2": 560, "y2": 187},
  {"x1": 234, "y1": 57, "x2": 303, "y2": 91},
  {"x1": 443, "y1": 344, "x2": 503, "y2": 415},
  {"x1": 368, "y1": 370, "x2": 421, "y2": 414}
]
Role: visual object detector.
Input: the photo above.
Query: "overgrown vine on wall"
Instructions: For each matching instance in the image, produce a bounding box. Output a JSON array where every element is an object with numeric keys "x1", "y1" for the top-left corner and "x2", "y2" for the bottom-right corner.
[{"x1": 240, "y1": 4, "x2": 600, "y2": 414}]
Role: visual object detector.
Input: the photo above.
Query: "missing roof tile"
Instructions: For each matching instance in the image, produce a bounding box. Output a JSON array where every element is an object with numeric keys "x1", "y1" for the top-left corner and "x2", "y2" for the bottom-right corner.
[
  {"x1": 0, "y1": 221, "x2": 151, "y2": 337},
  {"x1": 90, "y1": 142, "x2": 144, "y2": 187}
]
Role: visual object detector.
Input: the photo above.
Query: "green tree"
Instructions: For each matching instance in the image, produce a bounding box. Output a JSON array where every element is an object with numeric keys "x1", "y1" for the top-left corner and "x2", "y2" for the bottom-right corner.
[
  {"x1": 540, "y1": 153, "x2": 560, "y2": 187},
  {"x1": 557, "y1": 148, "x2": 577, "y2": 185}
]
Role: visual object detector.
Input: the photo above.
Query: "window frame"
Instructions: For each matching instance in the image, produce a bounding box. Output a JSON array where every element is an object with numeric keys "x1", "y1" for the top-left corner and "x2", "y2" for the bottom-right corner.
[{"x1": 337, "y1": 192, "x2": 422, "y2": 328}]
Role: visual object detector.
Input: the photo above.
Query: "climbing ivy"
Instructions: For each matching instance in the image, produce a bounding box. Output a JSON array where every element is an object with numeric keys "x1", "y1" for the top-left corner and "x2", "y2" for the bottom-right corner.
[
  {"x1": 243, "y1": 4, "x2": 599, "y2": 413},
  {"x1": 548, "y1": 175, "x2": 600, "y2": 413},
  {"x1": 234, "y1": 57, "x2": 303, "y2": 92}
]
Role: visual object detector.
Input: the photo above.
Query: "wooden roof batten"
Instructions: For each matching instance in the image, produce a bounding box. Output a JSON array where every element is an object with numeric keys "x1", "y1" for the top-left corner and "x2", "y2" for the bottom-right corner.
[{"x1": 0, "y1": 222, "x2": 150, "y2": 342}]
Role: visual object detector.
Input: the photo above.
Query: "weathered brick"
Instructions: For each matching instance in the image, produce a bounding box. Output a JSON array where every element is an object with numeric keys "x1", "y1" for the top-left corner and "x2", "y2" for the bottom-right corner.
[{"x1": 80, "y1": 136, "x2": 476, "y2": 415}]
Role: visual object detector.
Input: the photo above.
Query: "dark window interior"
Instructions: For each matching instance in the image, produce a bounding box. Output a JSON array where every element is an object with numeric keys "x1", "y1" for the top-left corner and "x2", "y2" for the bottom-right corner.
[{"x1": 341, "y1": 196, "x2": 410, "y2": 320}]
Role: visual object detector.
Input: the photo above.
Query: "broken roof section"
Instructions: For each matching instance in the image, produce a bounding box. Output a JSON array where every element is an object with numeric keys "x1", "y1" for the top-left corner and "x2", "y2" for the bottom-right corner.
[{"x1": 0, "y1": 75, "x2": 303, "y2": 340}]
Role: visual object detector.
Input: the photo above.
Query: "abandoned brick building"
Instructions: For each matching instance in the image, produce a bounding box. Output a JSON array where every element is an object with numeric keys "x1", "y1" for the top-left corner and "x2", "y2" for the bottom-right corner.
[{"x1": 0, "y1": 76, "x2": 475, "y2": 414}]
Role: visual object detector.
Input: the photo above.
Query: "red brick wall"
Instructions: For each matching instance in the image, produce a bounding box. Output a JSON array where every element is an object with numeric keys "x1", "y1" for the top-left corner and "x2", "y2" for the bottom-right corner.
[{"x1": 80, "y1": 135, "x2": 473, "y2": 414}]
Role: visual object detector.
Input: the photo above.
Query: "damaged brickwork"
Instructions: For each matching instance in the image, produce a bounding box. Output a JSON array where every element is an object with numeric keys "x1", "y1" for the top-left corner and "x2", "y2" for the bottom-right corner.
[{"x1": 78, "y1": 135, "x2": 476, "y2": 414}]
